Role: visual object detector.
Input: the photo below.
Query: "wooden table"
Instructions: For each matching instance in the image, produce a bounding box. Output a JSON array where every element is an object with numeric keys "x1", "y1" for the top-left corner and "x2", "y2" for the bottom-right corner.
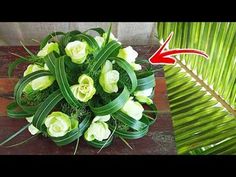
[{"x1": 0, "y1": 46, "x2": 177, "y2": 155}]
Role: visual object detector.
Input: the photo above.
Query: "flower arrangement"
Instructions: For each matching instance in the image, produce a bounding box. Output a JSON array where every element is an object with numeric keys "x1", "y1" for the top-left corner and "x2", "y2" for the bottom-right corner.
[{"x1": 2, "y1": 26, "x2": 158, "y2": 153}]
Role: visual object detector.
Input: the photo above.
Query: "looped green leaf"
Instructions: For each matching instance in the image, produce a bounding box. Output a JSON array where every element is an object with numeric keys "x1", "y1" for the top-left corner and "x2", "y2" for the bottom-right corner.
[
  {"x1": 52, "y1": 115, "x2": 91, "y2": 146},
  {"x1": 68, "y1": 30, "x2": 82, "y2": 36},
  {"x1": 89, "y1": 86, "x2": 130, "y2": 116},
  {"x1": 142, "y1": 103, "x2": 158, "y2": 126},
  {"x1": 44, "y1": 52, "x2": 58, "y2": 75},
  {"x1": 7, "y1": 102, "x2": 33, "y2": 118},
  {"x1": 8, "y1": 58, "x2": 29, "y2": 77},
  {"x1": 87, "y1": 40, "x2": 121, "y2": 73},
  {"x1": 14, "y1": 70, "x2": 52, "y2": 113},
  {"x1": 54, "y1": 56, "x2": 82, "y2": 108},
  {"x1": 110, "y1": 124, "x2": 149, "y2": 139},
  {"x1": 72, "y1": 33, "x2": 99, "y2": 50},
  {"x1": 112, "y1": 111, "x2": 148, "y2": 131},
  {"x1": 136, "y1": 73, "x2": 156, "y2": 91},
  {"x1": 110, "y1": 57, "x2": 138, "y2": 93},
  {"x1": 32, "y1": 89, "x2": 64, "y2": 131},
  {"x1": 87, "y1": 136, "x2": 114, "y2": 148},
  {"x1": 84, "y1": 28, "x2": 105, "y2": 36},
  {"x1": 40, "y1": 31, "x2": 65, "y2": 49}
]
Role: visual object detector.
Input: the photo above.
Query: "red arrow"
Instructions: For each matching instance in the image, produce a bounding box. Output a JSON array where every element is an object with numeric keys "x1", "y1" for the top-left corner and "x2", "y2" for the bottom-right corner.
[{"x1": 149, "y1": 32, "x2": 208, "y2": 65}]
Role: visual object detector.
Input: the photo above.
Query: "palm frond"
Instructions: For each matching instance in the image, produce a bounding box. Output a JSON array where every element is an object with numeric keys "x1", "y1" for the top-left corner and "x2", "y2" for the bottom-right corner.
[
  {"x1": 157, "y1": 22, "x2": 236, "y2": 154},
  {"x1": 158, "y1": 22, "x2": 236, "y2": 108},
  {"x1": 165, "y1": 63, "x2": 236, "y2": 155}
]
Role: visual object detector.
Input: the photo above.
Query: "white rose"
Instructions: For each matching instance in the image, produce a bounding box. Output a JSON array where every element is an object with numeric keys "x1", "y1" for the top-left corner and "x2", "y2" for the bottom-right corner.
[
  {"x1": 135, "y1": 88, "x2": 153, "y2": 97},
  {"x1": 134, "y1": 88, "x2": 154, "y2": 105},
  {"x1": 65, "y1": 41, "x2": 88, "y2": 64},
  {"x1": 26, "y1": 116, "x2": 40, "y2": 135},
  {"x1": 84, "y1": 115, "x2": 111, "y2": 141},
  {"x1": 44, "y1": 111, "x2": 76, "y2": 137},
  {"x1": 70, "y1": 74, "x2": 96, "y2": 102},
  {"x1": 23, "y1": 64, "x2": 55, "y2": 91},
  {"x1": 37, "y1": 42, "x2": 60, "y2": 57},
  {"x1": 94, "y1": 36, "x2": 105, "y2": 48},
  {"x1": 117, "y1": 46, "x2": 142, "y2": 71},
  {"x1": 121, "y1": 97, "x2": 144, "y2": 120},
  {"x1": 99, "y1": 60, "x2": 119, "y2": 93}
]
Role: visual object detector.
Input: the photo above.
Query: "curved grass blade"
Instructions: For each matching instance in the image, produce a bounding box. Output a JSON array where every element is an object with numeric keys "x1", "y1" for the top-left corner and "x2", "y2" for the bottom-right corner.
[
  {"x1": 8, "y1": 57, "x2": 29, "y2": 77},
  {"x1": 54, "y1": 56, "x2": 82, "y2": 108},
  {"x1": 111, "y1": 57, "x2": 138, "y2": 93},
  {"x1": 112, "y1": 111, "x2": 148, "y2": 131},
  {"x1": 136, "y1": 73, "x2": 156, "y2": 91},
  {"x1": 84, "y1": 28, "x2": 105, "y2": 36},
  {"x1": 0, "y1": 123, "x2": 30, "y2": 146},
  {"x1": 52, "y1": 115, "x2": 90, "y2": 146},
  {"x1": 7, "y1": 102, "x2": 33, "y2": 118},
  {"x1": 87, "y1": 40, "x2": 121, "y2": 74},
  {"x1": 40, "y1": 31, "x2": 65, "y2": 49},
  {"x1": 105, "y1": 24, "x2": 112, "y2": 45},
  {"x1": 14, "y1": 70, "x2": 52, "y2": 113},
  {"x1": 89, "y1": 86, "x2": 130, "y2": 116},
  {"x1": 32, "y1": 89, "x2": 63, "y2": 130},
  {"x1": 72, "y1": 33, "x2": 99, "y2": 50}
]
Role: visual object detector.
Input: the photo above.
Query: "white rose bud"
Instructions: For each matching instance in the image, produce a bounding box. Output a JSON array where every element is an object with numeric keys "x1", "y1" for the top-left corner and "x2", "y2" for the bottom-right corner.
[
  {"x1": 121, "y1": 97, "x2": 144, "y2": 120},
  {"x1": 26, "y1": 116, "x2": 40, "y2": 135},
  {"x1": 23, "y1": 63, "x2": 55, "y2": 91},
  {"x1": 134, "y1": 88, "x2": 153, "y2": 105},
  {"x1": 99, "y1": 60, "x2": 120, "y2": 93},
  {"x1": 84, "y1": 115, "x2": 111, "y2": 141},
  {"x1": 37, "y1": 42, "x2": 60, "y2": 57},
  {"x1": 117, "y1": 46, "x2": 142, "y2": 71},
  {"x1": 94, "y1": 36, "x2": 105, "y2": 48},
  {"x1": 65, "y1": 41, "x2": 88, "y2": 64},
  {"x1": 45, "y1": 112, "x2": 74, "y2": 137}
]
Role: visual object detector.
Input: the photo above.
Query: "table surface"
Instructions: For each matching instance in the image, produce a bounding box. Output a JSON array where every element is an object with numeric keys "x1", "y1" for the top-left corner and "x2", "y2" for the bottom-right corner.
[{"x1": 0, "y1": 45, "x2": 177, "y2": 155}]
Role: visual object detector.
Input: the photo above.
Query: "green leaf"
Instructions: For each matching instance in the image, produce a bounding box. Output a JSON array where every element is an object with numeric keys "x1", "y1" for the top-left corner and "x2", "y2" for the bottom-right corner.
[
  {"x1": 142, "y1": 103, "x2": 158, "y2": 126},
  {"x1": 84, "y1": 27, "x2": 105, "y2": 36},
  {"x1": 7, "y1": 102, "x2": 33, "y2": 118},
  {"x1": 112, "y1": 111, "x2": 148, "y2": 131},
  {"x1": 68, "y1": 30, "x2": 82, "y2": 36},
  {"x1": 111, "y1": 57, "x2": 138, "y2": 93},
  {"x1": 8, "y1": 57, "x2": 29, "y2": 77},
  {"x1": 165, "y1": 64, "x2": 236, "y2": 155},
  {"x1": 54, "y1": 56, "x2": 82, "y2": 108},
  {"x1": 105, "y1": 24, "x2": 112, "y2": 45},
  {"x1": 20, "y1": 41, "x2": 37, "y2": 59},
  {"x1": 0, "y1": 123, "x2": 30, "y2": 146},
  {"x1": 89, "y1": 86, "x2": 130, "y2": 116},
  {"x1": 87, "y1": 136, "x2": 114, "y2": 149},
  {"x1": 72, "y1": 33, "x2": 99, "y2": 50},
  {"x1": 44, "y1": 52, "x2": 58, "y2": 75},
  {"x1": 87, "y1": 40, "x2": 121, "y2": 74},
  {"x1": 14, "y1": 70, "x2": 52, "y2": 113},
  {"x1": 40, "y1": 31, "x2": 65, "y2": 49},
  {"x1": 136, "y1": 73, "x2": 155, "y2": 91},
  {"x1": 158, "y1": 22, "x2": 236, "y2": 154},
  {"x1": 32, "y1": 89, "x2": 64, "y2": 131},
  {"x1": 110, "y1": 124, "x2": 149, "y2": 139},
  {"x1": 158, "y1": 22, "x2": 236, "y2": 109}
]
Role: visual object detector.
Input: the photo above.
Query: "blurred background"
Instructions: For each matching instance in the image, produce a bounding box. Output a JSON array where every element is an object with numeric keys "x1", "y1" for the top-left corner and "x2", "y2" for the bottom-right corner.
[{"x1": 0, "y1": 22, "x2": 157, "y2": 46}]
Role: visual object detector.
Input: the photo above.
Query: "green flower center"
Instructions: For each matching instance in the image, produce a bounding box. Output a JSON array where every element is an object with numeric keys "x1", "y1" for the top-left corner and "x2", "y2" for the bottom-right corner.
[
  {"x1": 79, "y1": 84, "x2": 90, "y2": 94},
  {"x1": 73, "y1": 45, "x2": 83, "y2": 54}
]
